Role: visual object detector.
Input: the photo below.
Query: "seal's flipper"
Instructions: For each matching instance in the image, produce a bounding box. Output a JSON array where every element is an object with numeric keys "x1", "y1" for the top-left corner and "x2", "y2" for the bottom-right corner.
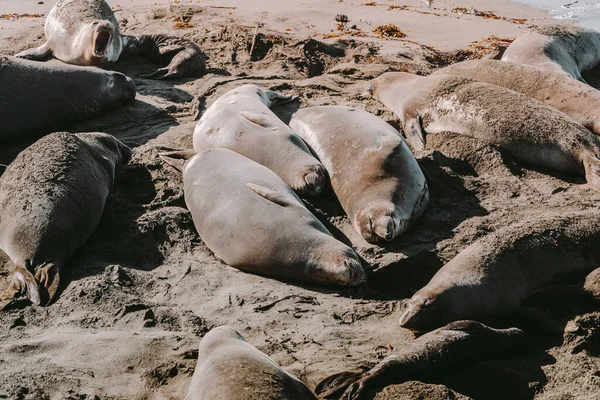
[
  {"x1": 141, "y1": 67, "x2": 172, "y2": 80},
  {"x1": 583, "y1": 154, "x2": 600, "y2": 192},
  {"x1": 315, "y1": 369, "x2": 366, "y2": 399},
  {"x1": 239, "y1": 111, "x2": 277, "y2": 128},
  {"x1": 264, "y1": 90, "x2": 296, "y2": 108},
  {"x1": 0, "y1": 265, "x2": 40, "y2": 308},
  {"x1": 403, "y1": 114, "x2": 426, "y2": 151},
  {"x1": 15, "y1": 43, "x2": 53, "y2": 61},
  {"x1": 34, "y1": 263, "x2": 60, "y2": 305},
  {"x1": 159, "y1": 150, "x2": 196, "y2": 173},
  {"x1": 246, "y1": 183, "x2": 293, "y2": 207}
]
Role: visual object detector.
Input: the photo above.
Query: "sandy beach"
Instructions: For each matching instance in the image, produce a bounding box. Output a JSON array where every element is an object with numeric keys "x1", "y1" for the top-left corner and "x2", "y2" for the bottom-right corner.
[{"x1": 1, "y1": 0, "x2": 600, "y2": 399}]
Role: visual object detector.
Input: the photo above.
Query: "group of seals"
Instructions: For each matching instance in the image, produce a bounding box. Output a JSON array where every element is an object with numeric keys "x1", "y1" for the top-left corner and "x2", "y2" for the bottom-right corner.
[
  {"x1": 160, "y1": 148, "x2": 366, "y2": 287},
  {"x1": 290, "y1": 106, "x2": 429, "y2": 242},
  {"x1": 185, "y1": 326, "x2": 318, "y2": 400},
  {"x1": 0, "y1": 132, "x2": 130, "y2": 308},
  {"x1": 370, "y1": 72, "x2": 600, "y2": 191},
  {"x1": 0, "y1": 56, "x2": 136, "y2": 142},
  {"x1": 16, "y1": 0, "x2": 206, "y2": 80}
]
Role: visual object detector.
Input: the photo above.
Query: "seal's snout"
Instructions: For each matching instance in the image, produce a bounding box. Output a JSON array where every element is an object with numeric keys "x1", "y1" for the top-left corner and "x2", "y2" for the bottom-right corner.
[
  {"x1": 299, "y1": 164, "x2": 328, "y2": 196},
  {"x1": 373, "y1": 215, "x2": 404, "y2": 242},
  {"x1": 342, "y1": 256, "x2": 367, "y2": 286},
  {"x1": 110, "y1": 72, "x2": 137, "y2": 102},
  {"x1": 92, "y1": 21, "x2": 114, "y2": 57}
]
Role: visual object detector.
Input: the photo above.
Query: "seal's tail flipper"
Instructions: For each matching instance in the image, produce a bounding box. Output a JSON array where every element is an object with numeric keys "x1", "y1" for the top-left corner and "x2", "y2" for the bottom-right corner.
[
  {"x1": 140, "y1": 67, "x2": 171, "y2": 80},
  {"x1": 158, "y1": 150, "x2": 196, "y2": 173},
  {"x1": 0, "y1": 265, "x2": 40, "y2": 310},
  {"x1": 314, "y1": 369, "x2": 367, "y2": 399},
  {"x1": 583, "y1": 154, "x2": 600, "y2": 192},
  {"x1": 15, "y1": 42, "x2": 52, "y2": 61},
  {"x1": 34, "y1": 263, "x2": 60, "y2": 306},
  {"x1": 264, "y1": 90, "x2": 297, "y2": 108}
]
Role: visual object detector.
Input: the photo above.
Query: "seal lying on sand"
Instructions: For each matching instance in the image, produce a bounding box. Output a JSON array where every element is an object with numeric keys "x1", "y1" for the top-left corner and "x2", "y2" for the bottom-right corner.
[
  {"x1": 160, "y1": 148, "x2": 366, "y2": 287},
  {"x1": 432, "y1": 59, "x2": 600, "y2": 137},
  {"x1": 370, "y1": 72, "x2": 600, "y2": 192},
  {"x1": 185, "y1": 326, "x2": 318, "y2": 400},
  {"x1": 316, "y1": 320, "x2": 525, "y2": 400},
  {"x1": 289, "y1": 106, "x2": 429, "y2": 243},
  {"x1": 16, "y1": 0, "x2": 205, "y2": 80},
  {"x1": 501, "y1": 25, "x2": 600, "y2": 83},
  {"x1": 0, "y1": 56, "x2": 136, "y2": 143},
  {"x1": 399, "y1": 211, "x2": 600, "y2": 333},
  {"x1": 0, "y1": 132, "x2": 131, "y2": 309},
  {"x1": 193, "y1": 85, "x2": 327, "y2": 197}
]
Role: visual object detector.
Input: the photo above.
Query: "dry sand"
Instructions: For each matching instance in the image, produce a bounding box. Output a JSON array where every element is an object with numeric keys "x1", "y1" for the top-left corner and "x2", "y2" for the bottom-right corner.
[{"x1": 1, "y1": 1, "x2": 600, "y2": 399}]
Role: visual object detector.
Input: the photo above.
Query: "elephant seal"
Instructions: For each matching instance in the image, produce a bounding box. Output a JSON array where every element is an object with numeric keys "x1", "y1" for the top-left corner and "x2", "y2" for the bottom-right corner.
[
  {"x1": 399, "y1": 211, "x2": 600, "y2": 333},
  {"x1": 501, "y1": 25, "x2": 600, "y2": 83},
  {"x1": 0, "y1": 56, "x2": 136, "y2": 143},
  {"x1": 160, "y1": 148, "x2": 365, "y2": 287},
  {"x1": 0, "y1": 132, "x2": 131, "y2": 308},
  {"x1": 432, "y1": 59, "x2": 600, "y2": 137},
  {"x1": 289, "y1": 106, "x2": 429, "y2": 243},
  {"x1": 16, "y1": 0, "x2": 205, "y2": 80},
  {"x1": 370, "y1": 72, "x2": 600, "y2": 192},
  {"x1": 185, "y1": 326, "x2": 318, "y2": 400},
  {"x1": 316, "y1": 320, "x2": 525, "y2": 400},
  {"x1": 193, "y1": 85, "x2": 327, "y2": 196}
]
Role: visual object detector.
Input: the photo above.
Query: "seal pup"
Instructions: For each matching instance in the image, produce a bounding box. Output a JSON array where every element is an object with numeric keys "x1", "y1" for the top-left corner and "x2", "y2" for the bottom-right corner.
[
  {"x1": 370, "y1": 72, "x2": 600, "y2": 192},
  {"x1": 501, "y1": 25, "x2": 600, "y2": 83},
  {"x1": 193, "y1": 85, "x2": 327, "y2": 196},
  {"x1": 432, "y1": 59, "x2": 600, "y2": 137},
  {"x1": 399, "y1": 211, "x2": 600, "y2": 333},
  {"x1": 159, "y1": 148, "x2": 366, "y2": 287},
  {"x1": 0, "y1": 132, "x2": 131, "y2": 308},
  {"x1": 0, "y1": 56, "x2": 136, "y2": 143},
  {"x1": 185, "y1": 326, "x2": 318, "y2": 400},
  {"x1": 316, "y1": 321, "x2": 525, "y2": 400},
  {"x1": 16, "y1": 0, "x2": 206, "y2": 80},
  {"x1": 289, "y1": 106, "x2": 429, "y2": 243}
]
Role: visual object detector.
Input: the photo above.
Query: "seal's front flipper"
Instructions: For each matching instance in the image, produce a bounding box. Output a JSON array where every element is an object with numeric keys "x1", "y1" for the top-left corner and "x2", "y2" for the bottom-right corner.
[
  {"x1": 239, "y1": 111, "x2": 276, "y2": 128},
  {"x1": 582, "y1": 154, "x2": 600, "y2": 192},
  {"x1": 15, "y1": 43, "x2": 52, "y2": 61},
  {"x1": 34, "y1": 263, "x2": 60, "y2": 305},
  {"x1": 159, "y1": 150, "x2": 196, "y2": 173},
  {"x1": 246, "y1": 183, "x2": 293, "y2": 207},
  {"x1": 403, "y1": 114, "x2": 426, "y2": 152},
  {"x1": 0, "y1": 265, "x2": 40, "y2": 310}
]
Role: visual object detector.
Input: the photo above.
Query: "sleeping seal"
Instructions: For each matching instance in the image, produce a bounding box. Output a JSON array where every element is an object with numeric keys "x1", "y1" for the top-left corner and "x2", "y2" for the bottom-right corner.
[
  {"x1": 193, "y1": 85, "x2": 327, "y2": 196},
  {"x1": 316, "y1": 321, "x2": 525, "y2": 400},
  {"x1": 399, "y1": 211, "x2": 600, "y2": 333},
  {"x1": 160, "y1": 148, "x2": 366, "y2": 287},
  {"x1": 0, "y1": 56, "x2": 136, "y2": 143},
  {"x1": 432, "y1": 59, "x2": 600, "y2": 137},
  {"x1": 16, "y1": 0, "x2": 205, "y2": 80},
  {"x1": 0, "y1": 132, "x2": 131, "y2": 308},
  {"x1": 501, "y1": 25, "x2": 600, "y2": 83},
  {"x1": 185, "y1": 326, "x2": 318, "y2": 400},
  {"x1": 370, "y1": 72, "x2": 600, "y2": 192},
  {"x1": 289, "y1": 106, "x2": 429, "y2": 243}
]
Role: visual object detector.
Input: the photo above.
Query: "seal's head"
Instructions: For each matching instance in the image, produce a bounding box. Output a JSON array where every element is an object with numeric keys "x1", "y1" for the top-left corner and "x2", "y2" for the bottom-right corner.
[
  {"x1": 80, "y1": 19, "x2": 121, "y2": 65},
  {"x1": 399, "y1": 290, "x2": 446, "y2": 333},
  {"x1": 103, "y1": 71, "x2": 137, "y2": 105},
  {"x1": 355, "y1": 202, "x2": 405, "y2": 243}
]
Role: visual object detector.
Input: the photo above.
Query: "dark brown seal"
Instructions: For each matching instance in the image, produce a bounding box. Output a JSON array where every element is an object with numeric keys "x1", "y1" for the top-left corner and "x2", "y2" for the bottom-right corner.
[
  {"x1": 0, "y1": 132, "x2": 131, "y2": 308},
  {"x1": 316, "y1": 320, "x2": 525, "y2": 400},
  {"x1": 185, "y1": 326, "x2": 318, "y2": 400}
]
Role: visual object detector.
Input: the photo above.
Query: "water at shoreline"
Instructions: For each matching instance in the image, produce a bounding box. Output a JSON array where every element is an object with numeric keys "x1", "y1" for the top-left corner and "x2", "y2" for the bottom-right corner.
[{"x1": 513, "y1": 0, "x2": 600, "y2": 30}]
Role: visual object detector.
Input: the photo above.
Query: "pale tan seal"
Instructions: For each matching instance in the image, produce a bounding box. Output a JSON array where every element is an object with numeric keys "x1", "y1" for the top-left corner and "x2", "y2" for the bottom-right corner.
[
  {"x1": 185, "y1": 326, "x2": 318, "y2": 400},
  {"x1": 289, "y1": 106, "x2": 429, "y2": 243},
  {"x1": 193, "y1": 85, "x2": 327, "y2": 196},
  {"x1": 160, "y1": 148, "x2": 366, "y2": 287},
  {"x1": 432, "y1": 59, "x2": 600, "y2": 136},
  {"x1": 501, "y1": 25, "x2": 600, "y2": 83},
  {"x1": 316, "y1": 320, "x2": 525, "y2": 400},
  {"x1": 371, "y1": 72, "x2": 600, "y2": 191},
  {"x1": 16, "y1": 0, "x2": 205, "y2": 80},
  {"x1": 399, "y1": 211, "x2": 600, "y2": 333},
  {"x1": 0, "y1": 56, "x2": 136, "y2": 143},
  {"x1": 0, "y1": 132, "x2": 131, "y2": 308}
]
